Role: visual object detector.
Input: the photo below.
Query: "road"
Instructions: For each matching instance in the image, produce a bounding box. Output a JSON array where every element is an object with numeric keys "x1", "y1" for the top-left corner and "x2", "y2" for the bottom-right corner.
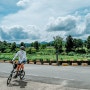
[{"x1": 0, "y1": 63, "x2": 90, "y2": 90}]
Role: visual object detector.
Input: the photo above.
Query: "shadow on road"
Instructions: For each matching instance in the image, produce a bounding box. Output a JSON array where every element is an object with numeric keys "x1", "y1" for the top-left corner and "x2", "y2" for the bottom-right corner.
[{"x1": 10, "y1": 80, "x2": 28, "y2": 88}]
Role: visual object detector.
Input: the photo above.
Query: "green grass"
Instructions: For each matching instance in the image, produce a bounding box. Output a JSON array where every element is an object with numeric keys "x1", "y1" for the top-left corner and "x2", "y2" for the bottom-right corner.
[
  {"x1": 0, "y1": 53, "x2": 90, "y2": 61},
  {"x1": 0, "y1": 47, "x2": 90, "y2": 61}
]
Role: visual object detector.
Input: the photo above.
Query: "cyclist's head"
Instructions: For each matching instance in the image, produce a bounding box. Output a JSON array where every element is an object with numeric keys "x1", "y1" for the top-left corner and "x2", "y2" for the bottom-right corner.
[{"x1": 20, "y1": 46, "x2": 25, "y2": 50}]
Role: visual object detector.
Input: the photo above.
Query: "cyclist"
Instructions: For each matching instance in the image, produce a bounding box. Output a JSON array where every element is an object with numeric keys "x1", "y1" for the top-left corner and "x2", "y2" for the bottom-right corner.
[{"x1": 12, "y1": 46, "x2": 27, "y2": 78}]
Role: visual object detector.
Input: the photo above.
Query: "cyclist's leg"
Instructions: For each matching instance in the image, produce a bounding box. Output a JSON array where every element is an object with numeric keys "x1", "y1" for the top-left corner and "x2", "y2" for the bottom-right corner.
[
  {"x1": 21, "y1": 61, "x2": 26, "y2": 71},
  {"x1": 13, "y1": 62, "x2": 20, "y2": 78},
  {"x1": 21, "y1": 63, "x2": 24, "y2": 71},
  {"x1": 17, "y1": 64, "x2": 21, "y2": 71}
]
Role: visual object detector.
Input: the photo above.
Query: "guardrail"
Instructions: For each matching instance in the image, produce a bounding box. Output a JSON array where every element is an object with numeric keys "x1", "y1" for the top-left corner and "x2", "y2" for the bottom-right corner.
[{"x1": 1, "y1": 60, "x2": 90, "y2": 66}]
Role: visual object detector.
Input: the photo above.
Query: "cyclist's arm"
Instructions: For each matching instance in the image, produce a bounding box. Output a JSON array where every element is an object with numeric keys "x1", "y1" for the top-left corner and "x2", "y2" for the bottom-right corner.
[{"x1": 12, "y1": 52, "x2": 19, "y2": 61}]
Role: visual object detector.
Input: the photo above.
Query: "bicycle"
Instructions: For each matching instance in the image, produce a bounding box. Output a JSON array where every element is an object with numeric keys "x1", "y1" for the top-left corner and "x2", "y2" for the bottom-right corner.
[{"x1": 7, "y1": 61, "x2": 25, "y2": 86}]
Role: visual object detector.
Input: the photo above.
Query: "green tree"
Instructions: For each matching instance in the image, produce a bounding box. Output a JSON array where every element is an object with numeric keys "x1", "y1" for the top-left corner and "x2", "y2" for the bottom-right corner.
[
  {"x1": 83, "y1": 40, "x2": 87, "y2": 48},
  {"x1": 47, "y1": 41, "x2": 54, "y2": 46},
  {"x1": 53, "y1": 36, "x2": 63, "y2": 53},
  {"x1": 27, "y1": 48, "x2": 32, "y2": 54},
  {"x1": 34, "y1": 41, "x2": 39, "y2": 51},
  {"x1": 0, "y1": 44, "x2": 6, "y2": 53},
  {"x1": 77, "y1": 39, "x2": 83, "y2": 48},
  {"x1": 73, "y1": 38, "x2": 83, "y2": 50},
  {"x1": 31, "y1": 42, "x2": 34, "y2": 47},
  {"x1": 3, "y1": 41, "x2": 7, "y2": 46},
  {"x1": 40, "y1": 44, "x2": 47, "y2": 49},
  {"x1": 65, "y1": 35, "x2": 74, "y2": 52},
  {"x1": 11, "y1": 42, "x2": 17, "y2": 52},
  {"x1": 20, "y1": 42, "x2": 25, "y2": 47}
]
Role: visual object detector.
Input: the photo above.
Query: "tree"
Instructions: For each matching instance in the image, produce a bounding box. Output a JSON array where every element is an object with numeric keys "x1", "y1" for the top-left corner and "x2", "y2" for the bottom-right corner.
[
  {"x1": 3, "y1": 41, "x2": 7, "y2": 46},
  {"x1": 47, "y1": 41, "x2": 54, "y2": 46},
  {"x1": 11, "y1": 42, "x2": 17, "y2": 52},
  {"x1": 40, "y1": 44, "x2": 47, "y2": 49},
  {"x1": 31, "y1": 42, "x2": 34, "y2": 47},
  {"x1": 53, "y1": 36, "x2": 63, "y2": 65},
  {"x1": 77, "y1": 39, "x2": 83, "y2": 48},
  {"x1": 0, "y1": 44, "x2": 6, "y2": 53},
  {"x1": 73, "y1": 38, "x2": 83, "y2": 50},
  {"x1": 27, "y1": 48, "x2": 32, "y2": 54},
  {"x1": 53, "y1": 36, "x2": 63, "y2": 53},
  {"x1": 87, "y1": 36, "x2": 90, "y2": 49},
  {"x1": 20, "y1": 42, "x2": 25, "y2": 47},
  {"x1": 65, "y1": 35, "x2": 74, "y2": 52},
  {"x1": 83, "y1": 40, "x2": 87, "y2": 48},
  {"x1": 0, "y1": 41, "x2": 8, "y2": 53},
  {"x1": 34, "y1": 41, "x2": 39, "y2": 51}
]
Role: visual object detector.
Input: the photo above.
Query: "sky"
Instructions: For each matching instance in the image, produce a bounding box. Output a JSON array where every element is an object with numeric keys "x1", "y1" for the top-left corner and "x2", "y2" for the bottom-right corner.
[{"x1": 0, "y1": 0, "x2": 90, "y2": 43}]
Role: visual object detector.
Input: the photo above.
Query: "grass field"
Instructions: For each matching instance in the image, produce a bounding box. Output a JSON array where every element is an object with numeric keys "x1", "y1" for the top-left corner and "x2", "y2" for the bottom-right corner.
[
  {"x1": 0, "y1": 52, "x2": 90, "y2": 61},
  {"x1": 0, "y1": 47, "x2": 90, "y2": 61}
]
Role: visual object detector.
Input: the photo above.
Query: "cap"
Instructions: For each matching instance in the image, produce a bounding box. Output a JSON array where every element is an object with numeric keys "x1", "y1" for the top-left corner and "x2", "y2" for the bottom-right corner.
[{"x1": 20, "y1": 46, "x2": 25, "y2": 50}]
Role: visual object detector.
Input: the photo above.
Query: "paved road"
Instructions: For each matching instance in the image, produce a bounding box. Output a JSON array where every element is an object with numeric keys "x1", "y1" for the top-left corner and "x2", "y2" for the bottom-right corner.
[{"x1": 0, "y1": 63, "x2": 90, "y2": 90}]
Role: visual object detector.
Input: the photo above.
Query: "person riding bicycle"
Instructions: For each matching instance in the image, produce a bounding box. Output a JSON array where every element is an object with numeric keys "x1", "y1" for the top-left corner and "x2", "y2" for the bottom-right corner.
[{"x1": 12, "y1": 46, "x2": 27, "y2": 78}]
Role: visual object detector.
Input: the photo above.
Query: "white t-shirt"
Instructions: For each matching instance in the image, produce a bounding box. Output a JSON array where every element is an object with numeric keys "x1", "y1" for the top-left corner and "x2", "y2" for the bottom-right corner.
[{"x1": 12, "y1": 50, "x2": 27, "y2": 63}]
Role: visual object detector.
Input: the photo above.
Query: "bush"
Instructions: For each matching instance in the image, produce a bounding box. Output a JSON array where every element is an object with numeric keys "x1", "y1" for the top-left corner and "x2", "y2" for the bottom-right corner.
[
  {"x1": 76, "y1": 49, "x2": 86, "y2": 54},
  {"x1": 60, "y1": 58, "x2": 63, "y2": 61},
  {"x1": 85, "y1": 54, "x2": 90, "y2": 58},
  {"x1": 87, "y1": 49, "x2": 90, "y2": 53},
  {"x1": 4, "y1": 49, "x2": 11, "y2": 53},
  {"x1": 68, "y1": 52, "x2": 75, "y2": 56},
  {"x1": 61, "y1": 52, "x2": 67, "y2": 55},
  {"x1": 27, "y1": 48, "x2": 32, "y2": 54}
]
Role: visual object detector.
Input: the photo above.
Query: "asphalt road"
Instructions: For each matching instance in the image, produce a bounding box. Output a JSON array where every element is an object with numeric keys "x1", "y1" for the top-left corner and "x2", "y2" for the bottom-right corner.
[{"x1": 0, "y1": 63, "x2": 90, "y2": 90}]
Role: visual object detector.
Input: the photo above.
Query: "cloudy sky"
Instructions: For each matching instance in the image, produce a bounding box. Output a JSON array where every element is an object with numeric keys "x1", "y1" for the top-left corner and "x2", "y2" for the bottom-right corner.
[{"x1": 0, "y1": 0, "x2": 90, "y2": 43}]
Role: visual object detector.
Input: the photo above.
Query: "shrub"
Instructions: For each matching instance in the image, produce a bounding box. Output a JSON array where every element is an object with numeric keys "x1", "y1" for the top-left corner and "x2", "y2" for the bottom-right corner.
[
  {"x1": 85, "y1": 54, "x2": 90, "y2": 58},
  {"x1": 87, "y1": 58, "x2": 90, "y2": 61},
  {"x1": 61, "y1": 52, "x2": 67, "y2": 55},
  {"x1": 87, "y1": 49, "x2": 90, "y2": 53},
  {"x1": 68, "y1": 52, "x2": 75, "y2": 56},
  {"x1": 27, "y1": 48, "x2": 32, "y2": 54},
  {"x1": 4, "y1": 49, "x2": 11, "y2": 53},
  {"x1": 60, "y1": 58, "x2": 63, "y2": 61},
  {"x1": 76, "y1": 49, "x2": 86, "y2": 54}
]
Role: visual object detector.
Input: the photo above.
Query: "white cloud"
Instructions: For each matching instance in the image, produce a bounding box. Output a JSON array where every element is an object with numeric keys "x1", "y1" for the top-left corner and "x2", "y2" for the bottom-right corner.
[
  {"x1": 1, "y1": 0, "x2": 90, "y2": 42},
  {"x1": 84, "y1": 13, "x2": 90, "y2": 34},
  {"x1": 46, "y1": 15, "x2": 79, "y2": 32},
  {"x1": 3, "y1": 0, "x2": 90, "y2": 27},
  {"x1": 0, "y1": 25, "x2": 41, "y2": 43},
  {"x1": 17, "y1": 0, "x2": 30, "y2": 7}
]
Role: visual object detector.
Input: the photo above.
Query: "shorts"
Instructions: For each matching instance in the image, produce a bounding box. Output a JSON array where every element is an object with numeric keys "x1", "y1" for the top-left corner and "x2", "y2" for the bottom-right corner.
[{"x1": 18, "y1": 60, "x2": 26, "y2": 64}]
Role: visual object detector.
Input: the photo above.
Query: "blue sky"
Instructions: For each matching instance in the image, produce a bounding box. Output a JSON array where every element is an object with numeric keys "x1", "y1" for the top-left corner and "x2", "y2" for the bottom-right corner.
[{"x1": 0, "y1": 0, "x2": 90, "y2": 43}]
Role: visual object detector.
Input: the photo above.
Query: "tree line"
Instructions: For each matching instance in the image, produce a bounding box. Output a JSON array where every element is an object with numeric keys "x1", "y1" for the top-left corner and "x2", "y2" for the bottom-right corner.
[{"x1": 0, "y1": 35, "x2": 90, "y2": 54}]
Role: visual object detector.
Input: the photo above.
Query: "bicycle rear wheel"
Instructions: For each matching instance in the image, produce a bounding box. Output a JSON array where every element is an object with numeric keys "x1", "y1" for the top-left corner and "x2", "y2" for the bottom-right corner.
[
  {"x1": 7, "y1": 74, "x2": 12, "y2": 85},
  {"x1": 20, "y1": 70, "x2": 25, "y2": 80}
]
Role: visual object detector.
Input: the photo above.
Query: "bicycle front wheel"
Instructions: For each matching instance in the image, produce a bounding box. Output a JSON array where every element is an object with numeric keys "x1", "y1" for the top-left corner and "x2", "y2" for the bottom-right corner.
[{"x1": 7, "y1": 74, "x2": 12, "y2": 86}]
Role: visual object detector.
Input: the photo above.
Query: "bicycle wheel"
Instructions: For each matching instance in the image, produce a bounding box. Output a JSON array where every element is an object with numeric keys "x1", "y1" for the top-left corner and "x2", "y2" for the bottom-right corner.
[
  {"x1": 7, "y1": 74, "x2": 12, "y2": 85},
  {"x1": 20, "y1": 70, "x2": 25, "y2": 80}
]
